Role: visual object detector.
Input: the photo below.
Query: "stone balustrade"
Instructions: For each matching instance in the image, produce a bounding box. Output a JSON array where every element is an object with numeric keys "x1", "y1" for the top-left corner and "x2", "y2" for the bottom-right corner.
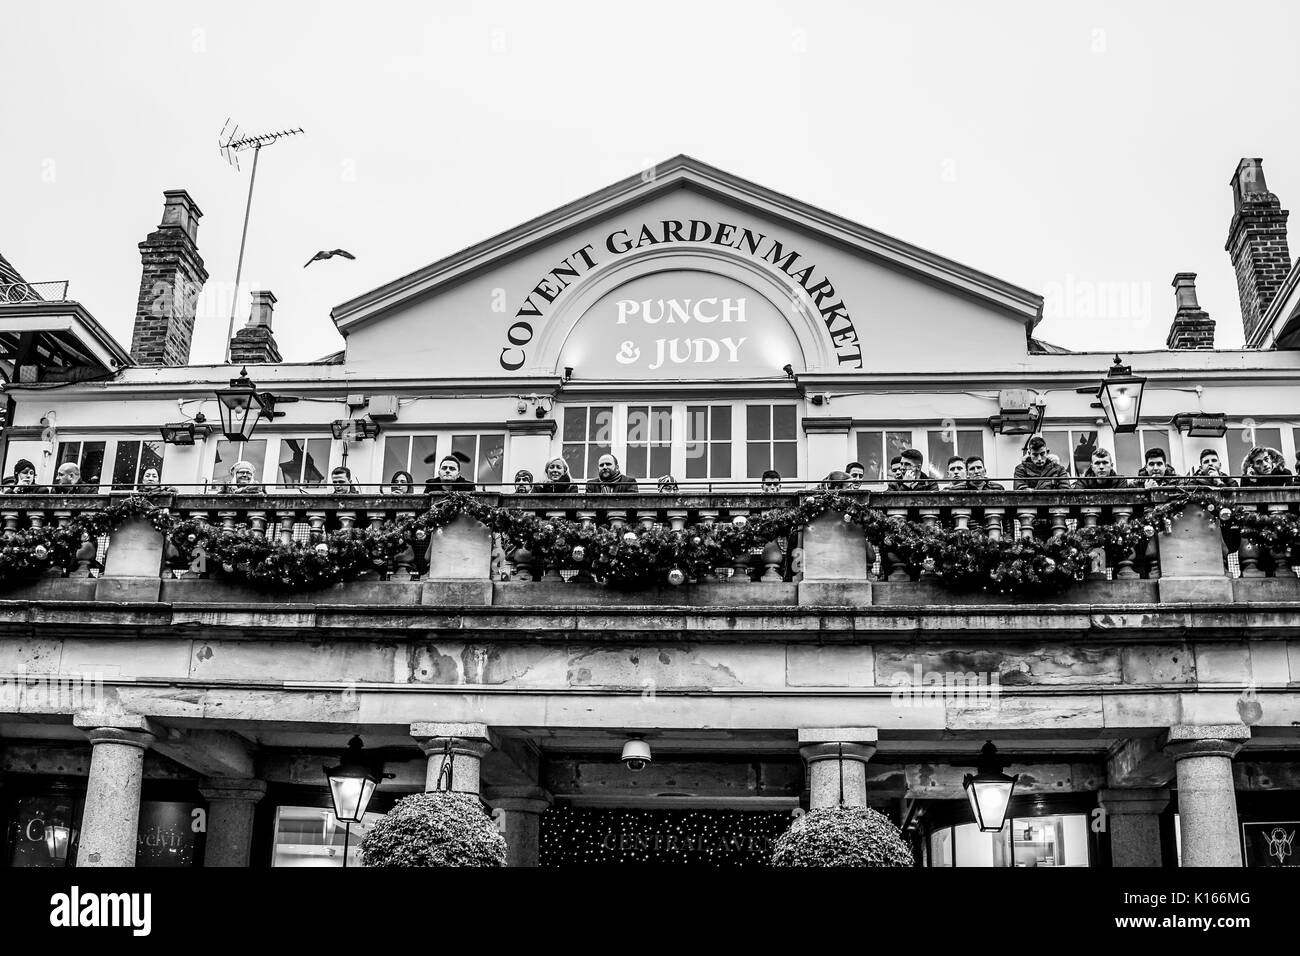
[{"x1": 0, "y1": 487, "x2": 1295, "y2": 606}]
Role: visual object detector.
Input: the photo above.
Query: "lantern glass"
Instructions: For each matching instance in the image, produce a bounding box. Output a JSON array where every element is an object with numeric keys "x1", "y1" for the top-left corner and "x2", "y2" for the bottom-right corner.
[
  {"x1": 1097, "y1": 359, "x2": 1146, "y2": 434},
  {"x1": 327, "y1": 773, "x2": 377, "y2": 824},
  {"x1": 45, "y1": 824, "x2": 75, "y2": 861},
  {"x1": 964, "y1": 774, "x2": 1017, "y2": 832},
  {"x1": 216, "y1": 371, "x2": 268, "y2": 443}
]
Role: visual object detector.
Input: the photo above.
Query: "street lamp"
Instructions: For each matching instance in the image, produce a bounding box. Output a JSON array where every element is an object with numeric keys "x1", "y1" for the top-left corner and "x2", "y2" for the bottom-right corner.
[
  {"x1": 45, "y1": 823, "x2": 76, "y2": 864},
  {"x1": 215, "y1": 368, "x2": 277, "y2": 443},
  {"x1": 324, "y1": 736, "x2": 387, "y2": 867},
  {"x1": 962, "y1": 741, "x2": 1019, "y2": 833},
  {"x1": 1096, "y1": 355, "x2": 1147, "y2": 434}
]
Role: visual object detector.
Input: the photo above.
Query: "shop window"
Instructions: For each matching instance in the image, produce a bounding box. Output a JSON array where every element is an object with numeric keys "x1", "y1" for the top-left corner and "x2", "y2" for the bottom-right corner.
[
  {"x1": 4, "y1": 792, "x2": 81, "y2": 867},
  {"x1": 1041, "y1": 429, "x2": 1101, "y2": 478},
  {"x1": 927, "y1": 813, "x2": 1092, "y2": 867},
  {"x1": 1113, "y1": 428, "x2": 1174, "y2": 478},
  {"x1": 270, "y1": 805, "x2": 383, "y2": 868},
  {"x1": 1227, "y1": 424, "x2": 1283, "y2": 477},
  {"x1": 55, "y1": 440, "x2": 106, "y2": 488},
  {"x1": 562, "y1": 406, "x2": 613, "y2": 481},
  {"x1": 925, "y1": 428, "x2": 985, "y2": 479},
  {"x1": 686, "y1": 405, "x2": 732, "y2": 480},
  {"x1": 136, "y1": 800, "x2": 202, "y2": 867},
  {"x1": 111, "y1": 439, "x2": 165, "y2": 488},
  {"x1": 382, "y1": 434, "x2": 438, "y2": 485},
  {"x1": 277, "y1": 437, "x2": 332, "y2": 487},
  {"x1": 451, "y1": 433, "x2": 505, "y2": 486},
  {"x1": 856, "y1": 430, "x2": 913, "y2": 481},
  {"x1": 213, "y1": 439, "x2": 267, "y2": 485},
  {"x1": 744, "y1": 404, "x2": 795, "y2": 479},
  {"x1": 625, "y1": 405, "x2": 672, "y2": 480}
]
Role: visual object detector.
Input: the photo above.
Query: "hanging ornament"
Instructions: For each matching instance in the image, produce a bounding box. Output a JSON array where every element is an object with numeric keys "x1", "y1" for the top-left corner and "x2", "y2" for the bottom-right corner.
[
  {"x1": 1219, "y1": 507, "x2": 1233, "y2": 522},
  {"x1": 843, "y1": 513, "x2": 853, "y2": 523},
  {"x1": 667, "y1": 567, "x2": 686, "y2": 586},
  {"x1": 1163, "y1": 518, "x2": 1173, "y2": 534},
  {"x1": 922, "y1": 557, "x2": 936, "y2": 572},
  {"x1": 1043, "y1": 556, "x2": 1056, "y2": 571},
  {"x1": 732, "y1": 515, "x2": 748, "y2": 529},
  {"x1": 315, "y1": 543, "x2": 329, "y2": 555},
  {"x1": 33, "y1": 544, "x2": 48, "y2": 560},
  {"x1": 1143, "y1": 525, "x2": 1155, "y2": 537},
  {"x1": 415, "y1": 529, "x2": 427, "y2": 540},
  {"x1": 691, "y1": 536, "x2": 702, "y2": 546},
  {"x1": 223, "y1": 562, "x2": 235, "y2": 573},
  {"x1": 623, "y1": 531, "x2": 638, "y2": 545},
  {"x1": 571, "y1": 545, "x2": 585, "y2": 562},
  {"x1": 187, "y1": 533, "x2": 197, "y2": 543}
]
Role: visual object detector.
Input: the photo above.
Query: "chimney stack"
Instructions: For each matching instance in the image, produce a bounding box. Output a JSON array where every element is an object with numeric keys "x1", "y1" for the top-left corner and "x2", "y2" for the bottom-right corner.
[
  {"x1": 1165, "y1": 273, "x2": 1215, "y2": 349},
  {"x1": 229, "y1": 290, "x2": 282, "y2": 364},
  {"x1": 1226, "y1": 158, "x2": 1291, "y2": 344},
  {"x1": 130, "y1": 190, "x2": 208, "y2": 366}
]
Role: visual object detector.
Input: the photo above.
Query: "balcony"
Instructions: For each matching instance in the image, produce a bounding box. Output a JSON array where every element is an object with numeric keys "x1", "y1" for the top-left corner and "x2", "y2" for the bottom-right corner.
[{"x1": 0, "y1": 486, "x2": 1292, "y2": 614}]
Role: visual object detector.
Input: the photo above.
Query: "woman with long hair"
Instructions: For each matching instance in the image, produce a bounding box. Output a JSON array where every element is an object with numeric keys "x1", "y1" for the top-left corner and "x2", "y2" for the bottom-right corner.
[
  {"x1": 388, "y1": 470, "x2": 415, "y2": 495},
  {"x1": 535, "y1": 457, "x2": 578, "y2": 493},
  {"x1": 1241, "y1": 446, "x2": 1293, "y2": 487}
]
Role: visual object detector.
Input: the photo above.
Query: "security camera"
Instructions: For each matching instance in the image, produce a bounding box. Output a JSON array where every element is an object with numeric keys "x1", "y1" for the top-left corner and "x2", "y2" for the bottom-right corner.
[{"x1": 621, "y1": 736, "x2": 651, "y2": 773}]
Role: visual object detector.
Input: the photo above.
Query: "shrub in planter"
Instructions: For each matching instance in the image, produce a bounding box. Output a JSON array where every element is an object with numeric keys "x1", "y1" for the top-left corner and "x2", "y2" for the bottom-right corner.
[
  {"x1": 771, "y1": 806, "x2": 914, "y2": 867},
  {"x1": 360, "y1": 791, "x2": 507, "y2": 867}
]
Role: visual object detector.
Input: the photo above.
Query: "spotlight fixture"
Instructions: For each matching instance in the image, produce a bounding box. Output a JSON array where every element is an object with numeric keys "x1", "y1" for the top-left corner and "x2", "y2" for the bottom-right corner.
[
  {"x1": 330, "y1": 419, "x2": 382, "y2": 441},
  {"x1": 783, "y1": 364, "x2": 794, "y2": 379},
  {"x1": 621, "y1": 735, "x2": 652, "y2": 773},
  {"x1": 1172, "y1": 412, "x2": 1228, "y2": 438}
]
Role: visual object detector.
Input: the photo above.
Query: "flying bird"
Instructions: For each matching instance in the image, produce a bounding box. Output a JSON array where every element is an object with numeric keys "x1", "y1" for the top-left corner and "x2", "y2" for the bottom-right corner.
[{"x1": 304, "y1": 249, "x2": 356, "y2": 268}]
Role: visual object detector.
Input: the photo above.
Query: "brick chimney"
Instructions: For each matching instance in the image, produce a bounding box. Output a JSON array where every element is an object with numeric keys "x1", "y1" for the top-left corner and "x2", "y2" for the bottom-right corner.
[
  {"x1": 131, "y1": 190, "x2": 208, "y2": 366},
  {"x1": 229, "y1": 290, "x2": 282, "y2": 364},
  {"x1": 1165, "y1": 273, "x2": 1215, "y2": 349},
  {"x1": 1226, "y1": 158, "x2": 1292, "y2": 344}
]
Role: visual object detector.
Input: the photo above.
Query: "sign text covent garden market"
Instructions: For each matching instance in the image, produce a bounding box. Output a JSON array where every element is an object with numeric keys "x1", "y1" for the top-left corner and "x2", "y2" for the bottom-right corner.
[{"x1": 498, "y1": 219, "x2": 864, "y2": 371}]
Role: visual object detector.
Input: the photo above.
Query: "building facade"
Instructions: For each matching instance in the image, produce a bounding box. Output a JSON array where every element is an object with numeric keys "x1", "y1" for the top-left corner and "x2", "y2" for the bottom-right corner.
[{"x1": 1, "y1": 156, "x2": 1299, "y2": 867}]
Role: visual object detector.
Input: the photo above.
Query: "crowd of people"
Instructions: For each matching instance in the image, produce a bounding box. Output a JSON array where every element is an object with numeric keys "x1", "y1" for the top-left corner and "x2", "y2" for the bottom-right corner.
[{"x1": 6, "y1": 440, "x2": 1297, "y2": 495}]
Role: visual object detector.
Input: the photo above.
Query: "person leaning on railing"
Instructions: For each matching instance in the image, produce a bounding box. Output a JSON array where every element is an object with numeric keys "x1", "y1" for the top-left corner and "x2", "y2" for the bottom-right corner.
[
  {"x1": 1182, "y1": 449, "x2": 1237, "y2": 489},
  {"x1": 329, "y1": 466, "x2": 359, "y2": 494},
  {"x1": 53, "y1": 461, "x2": 98, "y2": 494},
  {"x1": 3, "y1": 458, "x2": 47, "y2": 494},
  {"x1": 388, "y1": 470, "x2": 415, "y2": 495},
  {"x1": 535, "y1": 457, "x2": 578, "y2": 493},
  {"x1": 1240, "y1": 446, "x2": 1294, "y2": 487},
  {"x1": 513, "y1": 470, "x2": 535, "y2": 494},
  {"x1": 584, "y1": 454, "x2": 638, "y2": 493},
  {"x1": 761, "y1": 469, "x2": 782, "y2": 493},
  {"x1": 134, "y1": 466, "x2": 177, "y2": 494},
  {"x1": 1013, "y1": 436, "x2": 1071, "y2": 489},
  {"x1": 424, "y1": 452, "x2": 475, "y2": 494},
  {"x1": 964, "y1": 455, "x2": 1004, "y2": 490},
  {"x1": 219, "y1": 460, "x2": 264, "y2": 495},
  {"x1": 1075, "y1": 447, "x2": 1127, "y2": 489},
  {"x1": 656, "y1": 475, "x2": 679, "y2": 494}
]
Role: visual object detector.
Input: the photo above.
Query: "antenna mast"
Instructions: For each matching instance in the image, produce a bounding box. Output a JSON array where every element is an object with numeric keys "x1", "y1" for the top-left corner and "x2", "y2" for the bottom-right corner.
[{"x1": 217, "y1": 119, "x2": 304, "y2": 363}]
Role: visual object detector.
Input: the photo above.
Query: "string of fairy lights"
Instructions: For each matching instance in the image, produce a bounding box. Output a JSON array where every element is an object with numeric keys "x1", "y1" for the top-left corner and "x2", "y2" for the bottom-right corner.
[{"x1": 538, "y1": 808, "x2": 792, "y2": 866}]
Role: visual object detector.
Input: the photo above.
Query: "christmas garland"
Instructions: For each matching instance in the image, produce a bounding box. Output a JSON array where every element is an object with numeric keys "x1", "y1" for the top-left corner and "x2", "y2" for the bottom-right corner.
[{"x1": 0, "y1": 488, "x2": 1280, "y2": 597}]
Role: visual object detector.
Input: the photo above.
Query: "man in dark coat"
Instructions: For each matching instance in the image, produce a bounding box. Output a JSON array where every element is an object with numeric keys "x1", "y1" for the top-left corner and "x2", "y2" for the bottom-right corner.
[
  {"x1": 424, "y1": 451, "x2": 475, "y2": 494},
  {"x1": 964, "y1": 455, "x2": 1005, "y2": 490},
  {"x1": 1013, "y1": 436, "x2": 1071, "y2": 489},
  {"x1": 584, "y1": 453, "x2": 639, "y2": 493}
]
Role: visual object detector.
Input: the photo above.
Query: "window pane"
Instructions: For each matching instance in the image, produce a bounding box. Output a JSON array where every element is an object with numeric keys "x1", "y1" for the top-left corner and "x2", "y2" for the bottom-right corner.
[
  {"x1": 586, "y1": 445, "x2": 604, "y2": 479},
  {"x1": 411, "y1": 436, "x2": 438, "y2": 479},
  {"x1": 685, "y1": 443, "x2": 707, "y2": 479},
  {"x1": 1042, "y1": 430, "x2": 1072, "y2": 473},
  {"x1": 626, "y1": 446, "x2": 648, "y2": 479},
  {"x1": 857, "y1": 432, "x2": 882, "y2": 479},
  {"x1": 589, "y1": 407, "x2": 614, "y2": 444},
  {"x1": 927, "y1": 431, "x2": 954, "y2": 476},
  {"x1": 6, "y1": 793, "x2": 81, "y2": 867},
  {"x1": 747, "y1": 442, "x2": 768, "y2": 479},
  {"x1": 476, "y1": 434, "x2": 505, "y2": 485},
  {"x1": 79, "y1": 442, "x2": 106, "y2": 487},
  {"x1": 451, "y1": 435, "x2": 476, "y2": 474},
  {"x1": 711, "y1": 442, "x2": 731, "y2": 478},
  {"x1": 303, "y1": 438, "x2": 331, "y2": 484},
  {"x1": 651, "y1": 406, "x2": 672, "y2": 443},
  {"x1": 112, "y1": 441, "x2": 141, "y2": 486},
  {"x1": 1010, "y1": 814, "x2": 1090, "y2": 868},
  {"x1": 271, "y1": 806, "x2": 383, "y2": 869},
  {"x1": 278, "y1": 439, "x2": 308, "y2": 484},
  {"x1": 1068, "y1": 431, "x2": 1100, "y2": 477},
  {"x1": 56, "y1": 442, "x2": 80, "y2": 468},
  {"x1": 140, "y1": 440, "x2": 164, "y2": 480},
  {"x1": 746, "y1": 405, "x2": 769, "y2": 441},
  {"x1": 886, "y1": 431, "x2": 912, "y2": 461},
  {"x1": 956, "y1": 429, "x2": 984, "y2": 463},
  {"x1": 772, "y1": 405, "x2": 797, "y2": 440},
  {"x1": 214, "y1": 440, "x2": 266, "y2": 483},
  {"x1": 136, "y1": 801, "x2": 200, "y2": 867},
  {"x1": 650, "y1": 445, "x2": 672, "y2": 479},
  {"x1": 563, "y1": 444, "x2": 586, "y2": 480},
  {"x1": 930, "y1": 828, "x2": 954, "y2": 868},
  {"x1": 686, "y1": 406, "x2": 707, "y2": 442},
  {"x1": 626, "y1": 406, "x2": 649, "y2": 443},
  {"x1": 1114, "y1": 432, "x2": 1141, "y2": 477},
  {"x1": 383, "y1": 436, "x2": 411, "y2": 482},
  {"x1": 773, "y1": 442, "x2": 797, "y2": 480},
  {"x1": 711, "y1": 406, "x2": 731, "y2": 441},
  {"x1": 562, "y1": 407, "x2": 586, "y2": 442}
]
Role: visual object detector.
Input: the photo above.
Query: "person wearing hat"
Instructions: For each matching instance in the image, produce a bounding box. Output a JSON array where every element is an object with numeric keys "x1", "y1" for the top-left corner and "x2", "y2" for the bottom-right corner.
[
  {"x1": 5, "y1": 458, "x2": 44, "y2": 494},
  {"x1": 656, "y1": 475, "x2": 679, "y2": 494},
  {"x1": 513, "y1": 469, "x2": 535, "y2": 494},
  {"x1": 1013, "y1": 436, "x2": 1071, "y2": 489},
  {"x1": 220, "y1": 460, "x2": 264, "y2": 494},
  {"x1": 424, "y1": 451, "x2": 475, "y2": 494}
]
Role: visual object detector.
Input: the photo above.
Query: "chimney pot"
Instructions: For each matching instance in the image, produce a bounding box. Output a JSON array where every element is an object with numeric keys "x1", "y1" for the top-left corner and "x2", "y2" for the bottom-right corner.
[
  {"x1": 1172, "y1": 272, "x2": 1200, "y2": 311},
  {"x1": 130, "y1": 189, "x2": 208, "y2": 367},
  {"x1": 248, "y1": 290, "x2": 277, "y2": 328}
]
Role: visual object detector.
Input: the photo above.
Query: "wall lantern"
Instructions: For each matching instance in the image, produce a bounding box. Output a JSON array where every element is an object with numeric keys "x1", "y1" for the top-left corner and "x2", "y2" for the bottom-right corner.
[
  {"x1": 160, "y1": 413, "x2": 215, "y2": 446},
  {"x1": 45, "y1": 823, "x2": 76, "y2": 863},
  {"x1": 1095, "y1": 355, "x2": 1146, "y2": 434},
  {"x1": 1172, "y1": 412, "x2": 1228, "y2": 438},
  {"x1": 324, "y1": 735, "x2": 391, "y2": 867},
  {"x1": 330, "y1": 419, "x2": 382, "y2": 441},
  {"x1": 962, "y1": 741, "x2": 1019, "y2": 833},
  {"x1": 215, "y1": 368, "x2": 280, "y2": 443}
]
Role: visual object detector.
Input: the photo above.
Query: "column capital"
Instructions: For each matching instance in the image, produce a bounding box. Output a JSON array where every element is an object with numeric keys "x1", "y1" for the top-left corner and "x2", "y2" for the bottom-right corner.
[
  {"x1": 73, "y1": 712, "x2": 158, "y2": 749},
  {"x1": 799, "y1": 742, "x2": 877, "y2": 764},
  {"x1": 1161, "y1": 724, "x2": 1251, "y2": 761},
  {"x1": 1099, "y1": 788, "x2": 1171, "y2": 816},
  {"x1": 199, "y1": 777, "x2": 268, "y2": 803},
  {"x1": 484, "y1": 786, "x2": 553, "y2": 814},
  {"x1": 411, "y1": 722, "x2": 496, "y2": 759},
  {"x1": 798, "y1": 727, "x2": 878, "y2": 746}
]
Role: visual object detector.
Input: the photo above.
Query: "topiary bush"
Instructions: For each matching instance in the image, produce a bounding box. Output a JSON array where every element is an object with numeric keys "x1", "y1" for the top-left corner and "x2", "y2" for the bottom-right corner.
[
  {"x1": 771, "y1": 806, "x2": 915, "y2": 867},
  {"x1": 359, "y1": 791, "x2": 507, "y2": 867}
]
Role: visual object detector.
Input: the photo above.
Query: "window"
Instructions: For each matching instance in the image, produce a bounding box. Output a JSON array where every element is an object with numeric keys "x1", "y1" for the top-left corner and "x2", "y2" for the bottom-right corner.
[
  {"x1": 1042, "y1": 429, "x2": 1101, "y2": 478},
  {"x1": 277, "y1": 438, "x2": 332, "y2": 486},
  {"x1": 925, "y1": 428, "x2": 985, "y2": 479},
  {"x1": 745, "y1": 404, "x2": 796, "y2": 479},
  {"x1": 625, "y1": 405, "x2": 672, "y2": 480},
  {"x1": 856, "y1": 430, "x2": 913, "y2": 481},
  {"x1": 382, "y1": 435, "x2": 438, "y2": 483},
  {"x1": 55, "y1": 440, "x2": 106, "y2": 488},
  {"x1": 111, "y1": 439, "x2": 165, "y2": 487},
  {"x1": 452, "y1": 433, "x2": 506, "y2": 486},
  {"x1": 1228, "y1": 424, "x2": 1283, "y2": 477},
  {"x1": 1114, "y1": 428, "x2": 1174, "y2": 477},
  {"x1": 270, "y1": 805, "x2": 383, "y2": 868},
  {"x1": 928, "y1": 813, "x2": 1091, "y2": 867},
  {"x1": 686, "y1": 405, "x2": 732, "y2": 479},
  {"x1": 562, "y1": 406, "x2": 613, "y2": 480},
  {"x1": 213, "y1": 439, "x2": 266, "y2": 485}
]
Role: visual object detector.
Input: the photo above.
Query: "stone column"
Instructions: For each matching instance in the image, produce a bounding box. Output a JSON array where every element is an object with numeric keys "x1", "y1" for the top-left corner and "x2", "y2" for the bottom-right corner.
[
  {"x1": 73, "y1": 713, "x2": 158, "y2": 868},
  {"x1": 1161, "y1": 724, "x2": 1250, "y2": 867},
  {"x1": 485, "y1": 786, "x2": 552, "y2": 867},
  {"x1": 1099, "y1": 788, "x2": 1170, "y2": 867},
  {"x1": 798, "y1": 728, "x2": 878, "y2": 809},
  {"x1": 198, "y1": 777, "x2": 267, "y2": 868},
  {"x1": 411, "y1": 722, "x2": 494, "y2": 796}
]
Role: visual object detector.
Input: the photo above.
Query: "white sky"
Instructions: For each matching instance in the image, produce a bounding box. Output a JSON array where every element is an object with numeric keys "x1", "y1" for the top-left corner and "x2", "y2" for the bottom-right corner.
[{"x1": 2, "y1": 0, "x2": 1297, "y2": 362}]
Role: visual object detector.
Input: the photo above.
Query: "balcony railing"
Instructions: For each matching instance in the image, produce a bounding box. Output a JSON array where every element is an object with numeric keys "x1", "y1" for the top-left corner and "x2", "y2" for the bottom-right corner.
[{"x1": 0, "y1": 280, "x2": 70, "y2": 303}]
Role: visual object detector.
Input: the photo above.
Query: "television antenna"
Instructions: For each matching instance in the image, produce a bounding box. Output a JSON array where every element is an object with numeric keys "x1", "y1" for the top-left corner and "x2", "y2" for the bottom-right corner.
[{"x1": 217, "y1": 119, "x2": 305, "y2": 363}]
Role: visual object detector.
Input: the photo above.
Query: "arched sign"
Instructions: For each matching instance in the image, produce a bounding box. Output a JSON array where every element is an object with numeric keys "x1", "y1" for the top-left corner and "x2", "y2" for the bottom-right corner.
[{"x1": 557, "y1": 271, "x2": 802, "y2": 379}]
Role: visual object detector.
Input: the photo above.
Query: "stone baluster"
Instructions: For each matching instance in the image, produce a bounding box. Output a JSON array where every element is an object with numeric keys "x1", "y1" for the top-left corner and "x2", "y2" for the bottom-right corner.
[
  {"x1": 918, "y1": 508, "x2": 941, "y2": 579},
  {"x1": 577, "y1": 509, "x2": 597, "y2": 531},
  {"x1": 72, "y1": 533, "x2": 97, "y2": 578},
  {"x1": 306, "y1": 511, "x2": 326, "y2": 541},
  {"x1": 1112, "y1": 506, "x2": 1140, "y2": 579},
  {"x1": 27, "y1": 512, "x2": 44, "y2": 531},
  {"x1": 1145, "y1": 526, "x2": 1162, "y2": 580},
  {"x1": 1016, "y1": 508, "x2": 1037, "y2": 541},
  {"x1": 1049, "y1": 507, "x2": 1070, "y2": 538},
  {"x1": 541, "y1": 510, "x2": 567, "y2": 582},
  {"x1": 275, "y1": 512, "x2": 296, "y2": 546},
  {"x1": 698, "y1": 509, "x2": 719, "y2": 529},
  {"x1": 760, "y1": 540, "x2": 785, "y2": 583},
  {"x1": 983, "y1": 507, "x2": 1005, "y2": 542},
  {"x1": 607, "y1": 509, "x2": 628, "y2": 531},
  {"x1": 337, "y1": 510, "x2": 356, "y2": 531},
  {"x1": 247, "y1": 510, "x2": 267, "y2": 537},
  {"x1": 53, "y1": 509, "x2": 72, "y2": 529},
  {"x1": 667, "y1": 508, "x2": 688, "y2": 532},
  {"x1": 951, "y1": 507, "x2": 972, "y2": 531},
  {"x1": 1080, "y1": 506, "x2": 1106, "y2": 579},
  {"x1": 886, "y1": 507, "x2": 910, "y2": 582},
  {"x1": 394, "y1": 511, "x2": 418, "y2": 580},
  {"x1": 1, "y1": 511, "x2": 18, "y2": 538},
  {"x1": 1267, "y1": 504, "x2": 1295, "y2": 577},
  {"x1": 217, "y1": 510, "x2": 238, "y2": 531}
]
